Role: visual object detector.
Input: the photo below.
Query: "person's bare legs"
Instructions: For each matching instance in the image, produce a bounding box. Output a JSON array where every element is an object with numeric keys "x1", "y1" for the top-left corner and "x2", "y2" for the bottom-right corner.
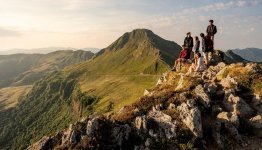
[{"x1": 172, "y1": 59, "x2": 180, "y2": 71}]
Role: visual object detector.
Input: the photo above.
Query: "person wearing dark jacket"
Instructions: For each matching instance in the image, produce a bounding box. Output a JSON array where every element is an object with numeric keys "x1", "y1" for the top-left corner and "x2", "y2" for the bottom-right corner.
[
  {"x1": 193, "y1": 36, "x2": 200, "y2": 64},
  {"x1": 184, "y1": 32, "x2": 194, "y2": 59},
  {"x1": 206, "y1": 20, "x2": 217, "y2": 46},
  {"x1": 172, "y1": 45, "x2": 188, "y2": 71},
  {"x1": 200, "y1": 33, "x2": 214, "y2": 65}
]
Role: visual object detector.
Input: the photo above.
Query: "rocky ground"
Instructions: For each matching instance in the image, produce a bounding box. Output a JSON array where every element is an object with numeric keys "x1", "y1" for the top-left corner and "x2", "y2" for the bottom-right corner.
[{"x1": 29, "y1": 51, "x2": 262, "y2": 150}]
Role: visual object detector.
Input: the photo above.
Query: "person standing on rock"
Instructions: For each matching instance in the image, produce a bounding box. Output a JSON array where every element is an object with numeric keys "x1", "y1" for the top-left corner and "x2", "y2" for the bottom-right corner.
[
  {"x1": 206, "y1": 20, "x2": 217, "y2": 47},
  {"x1": 200, "y1": 33, "x2": 210, "y2": 65},
  {"x1": 184, "y1": 32, "x2": 194, "y2": 59}
]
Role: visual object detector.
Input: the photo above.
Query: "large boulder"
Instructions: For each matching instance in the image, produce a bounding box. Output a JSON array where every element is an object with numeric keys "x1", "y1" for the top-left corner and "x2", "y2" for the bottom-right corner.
[
  {"x1": 217, "y1": 111, "x2": 239, "y2": 127},
  {"x1": 223, "y1": 94, "x2": 254, "y2": 118},
  {"x1": 249, "y1": 115, "x2": 262, "y2": 129},
  {"x1": 112, "y1": 124, "x2": 132, "y2": 147},
  {"x1": 195, "y1": 85, "x2": 211, "y2": 108},
  {"x1": 178, "y1": 102, "x2": 203, "y2": 138},
  {"x1": 147, "y1": 110, "x2": 177, "y2": 139},
  {"x1": 86, "y1": 117, "x2": 100, "y2": 136}
]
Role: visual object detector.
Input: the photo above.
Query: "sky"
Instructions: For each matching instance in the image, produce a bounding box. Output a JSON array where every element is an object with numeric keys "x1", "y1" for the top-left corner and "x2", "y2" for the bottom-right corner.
[{"x1": 0, "y1": 0, "x2": 261, "y2": 51}]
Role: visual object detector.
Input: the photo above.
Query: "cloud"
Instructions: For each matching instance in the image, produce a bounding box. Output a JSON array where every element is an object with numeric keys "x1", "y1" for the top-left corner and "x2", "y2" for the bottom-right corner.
[{"x1": 0, "y1": 27, "x2": 21, "y2": 37}]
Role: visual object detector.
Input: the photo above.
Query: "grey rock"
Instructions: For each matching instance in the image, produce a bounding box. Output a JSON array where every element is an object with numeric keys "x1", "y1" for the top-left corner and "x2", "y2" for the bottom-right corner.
[
  {"x1": 178, "y1": 103, "x2": 203, "y2": 138},
  {"x1": 168, "y1": 103, "x2": 176, "y2": 110},
  {"x1": 148, "y1": 110, "x2": 177, "y2": 139},
  {"x1": 223, "y1": 94, "x2": 254, "y2": 118},
  {"x1": 86, "y1": 117, "x2": 100, "y2": 136},
  {"x1": 112, "y1": 124, "x2": 131, "y2": 147},
  {"x1": 195, "y1": 85, "x2": 211, "y2": 108},
  {"x1": 249, "y1": 115, "x2": 262, "y2": 129},
  {"x1": 135, "y1": 115, "x2": 147, "y2": 131},
  {"x1": 217, "y1": 111, "x2": 240, "y2": 127}
]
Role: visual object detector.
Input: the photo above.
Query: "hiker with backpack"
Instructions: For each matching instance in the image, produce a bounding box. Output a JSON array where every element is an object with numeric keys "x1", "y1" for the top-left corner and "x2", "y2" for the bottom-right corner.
[
  {"x1": 206, "y1": 20, "x2": 217, "y2": 47},
  {"x1": 184, "y1": 32, "x2": 194, "y2": 59},
  {"x1": 200, "y1": 33, "x2": 214, "y2": 65},
  {"x1": 171, "y1": 45, "x2": 188, "y2": 71}
]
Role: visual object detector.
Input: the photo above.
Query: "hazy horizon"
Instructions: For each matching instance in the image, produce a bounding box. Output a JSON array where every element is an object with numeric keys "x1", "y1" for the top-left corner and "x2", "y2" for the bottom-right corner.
[{"x1": 0, "y1": 0, "x2": 262, "y2": 50}]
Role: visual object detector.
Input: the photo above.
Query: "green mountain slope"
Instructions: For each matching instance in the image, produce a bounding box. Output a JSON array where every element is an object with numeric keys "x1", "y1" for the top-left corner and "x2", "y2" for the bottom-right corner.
[
  {"x1": 0, "y1": 29, "x2": 181, "y2": 149},
  {"x1": 0, "y1": 50, "x2": 94, "y2": 88}
]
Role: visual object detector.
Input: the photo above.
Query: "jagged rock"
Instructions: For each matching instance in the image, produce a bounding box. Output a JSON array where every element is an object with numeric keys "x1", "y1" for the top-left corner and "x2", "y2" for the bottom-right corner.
[
  {"x1": 186, "y1": 99, "x2": 196, "y2": 108},
  {"x1": 224, "y1": 122, "x2": 247, "y2": 146},
  {"x1": 62, "y1": 124, "x2": 77, "y2": 144},
  {"x1": 178, "y1": 103, "x2": 203, "y2": 138},
  {"x1": 220, "y1": 75, "x2": 238, "y2": 89},
  {"x1": 195, "y1": 85, "x2": 211, "y2": 108},
  {"x1": 144, "y1": 89, "x2": 154, "y2": 96},
  {"x1": 249, "y1": 115, "x2": 262, "y2": 137},
  {"x1": 28, "y1": 136, "x2": 52, "y2": 150},
  {"x1": 80, "y1": 116, "x2": 88, "y2": 123},
  {"x1": 251, "y1": 94, "x2": 262, "y2": 114},
  {"x1": 249, "y1": 115, "x2": 262, "y2": 129},
  {"x1": 204, "y1": 83, "x2": 218, "y2": 96},
  {"x1": 223, "y1": 94, "x2": 254, "y2": 118},
  {"x1": 145, "y1": 138, "x2": 153, "y2": 147},
  {"x1": 135, "y1": 115, "x2": 147, "y2": 131},
  {"x1": 245, "y1": 63, "x2": 262, "y2": 73},
  {"x1": 148, "y1": 110, "x2": 177, "y2": 139},
  {"x1": 168, "y1": 103, "x2": 176, "y2": 110},
  {"x1": 86, "y1": 117, "x2": 100, "y2": 136},
  {"x1": 212, "y1": 120, "x2": 247, "y2": 148},
  {"x1": 156, "y1": 75, "x2": 167, "y2": 85},
  {"x1": 112, "y1": 124, "x2": 131, "y2": 147},
  {"x1": 217, "y1": 112, "x2": 240, "y2": 127},
  {"x1": 179, "y1": 92, "x2": 188, "y2": 101}
]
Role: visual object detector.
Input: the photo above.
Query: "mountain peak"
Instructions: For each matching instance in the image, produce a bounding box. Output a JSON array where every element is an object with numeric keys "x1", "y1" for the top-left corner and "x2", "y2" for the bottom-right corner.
[{"x1": 95, "y1": 29, "x2": 181, "y2": 66}]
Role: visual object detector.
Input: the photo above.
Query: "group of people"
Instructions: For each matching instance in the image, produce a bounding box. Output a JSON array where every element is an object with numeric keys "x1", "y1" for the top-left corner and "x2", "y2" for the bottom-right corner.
[{"x1": 172, "y1": 20, "x2": 217, "y2": 73}]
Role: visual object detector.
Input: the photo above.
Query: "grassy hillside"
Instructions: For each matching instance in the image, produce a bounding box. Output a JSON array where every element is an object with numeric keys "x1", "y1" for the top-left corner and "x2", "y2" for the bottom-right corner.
[
  {"x1": 0, "y1": 50, "x2": 94, "y2": 88},
  {"x1": 0, "y1": 86, "x2": 32, "y2": 111},
  {"x1": 64, "y1": 29, "x2": 181, "y2": 111},
  {"x1": 0, "y1": 29, "x2": 181, "y2": 149}
]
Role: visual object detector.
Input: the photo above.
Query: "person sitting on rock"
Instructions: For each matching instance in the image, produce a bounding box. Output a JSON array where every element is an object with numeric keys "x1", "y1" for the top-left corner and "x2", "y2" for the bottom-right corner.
[
  {"x1": 188, "y1": 52, "x2": 206, "y2": 74},
  {"x1": 172, "y1": 45, "x2": 188, "y2": 71}
]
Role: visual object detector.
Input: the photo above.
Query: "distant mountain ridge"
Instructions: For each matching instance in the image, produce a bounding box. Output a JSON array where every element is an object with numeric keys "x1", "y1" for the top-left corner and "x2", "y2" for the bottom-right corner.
[
  {"x1": 0, "y1": 47, "x2": 100, "y2": 55},
  {"x1": 231, "y1": 48, "x2": 262, "y2": 62},
  {"x1": 0, "y1": 50, "x2": 94, "y2": 88}
]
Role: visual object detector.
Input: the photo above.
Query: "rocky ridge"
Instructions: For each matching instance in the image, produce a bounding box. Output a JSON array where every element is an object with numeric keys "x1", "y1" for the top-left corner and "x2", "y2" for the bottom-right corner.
[{"x1": 29, "y1": 50, "x2": 262, "y2": 150}]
